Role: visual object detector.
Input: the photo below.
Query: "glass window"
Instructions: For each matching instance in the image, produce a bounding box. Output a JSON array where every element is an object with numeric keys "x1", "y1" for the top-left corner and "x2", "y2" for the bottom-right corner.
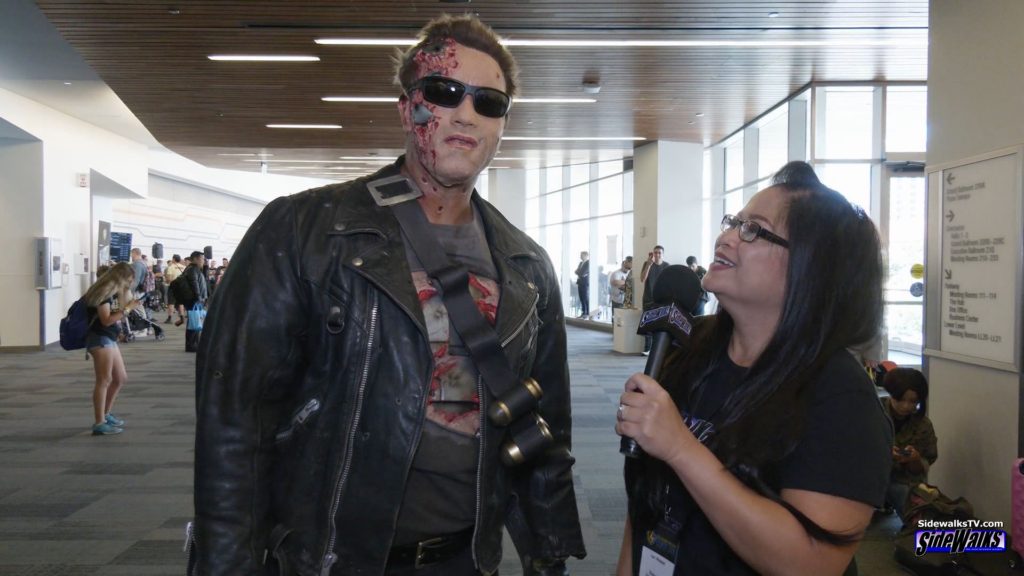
[
  {"x1": 526, "y1": 196, "x2": 539, "y2": 229},
  {"x1": 526, "y1": 169, "x2": 540, "y2": 198},
  {"x1": 885, "y1": 174, "x2": 926, "y2": 353},
  {"x1": 475, "y1": 172, "x2": 489, "y2": 200},
  {"x1": 724, "y1": 189, "x2": 744, "y2": 218},
  {"x1": 570, "y1": 163, "x2": 590, "y2": 186},
  {"x1": 568, "y1": 221, "x2": 590, "y2": 316},
  {"x1": 757, "y1": 108, "x2": 789, "y2": 179},
  {"x1": 623, "y1": 170, "x2": 634, "y2": 212},
  {"x1": 597, "y1": 175, "x2": 623, "y2": 216},
  {"x1": 818, "y1": 87, "x2": 874, "y2": 159},
  {"x1": 725, "y1": 136, "x2": 745, "y2": 191},
  {"x1": 544, "y1": 224, "x2": 563, "y2": 288},
  {"x1": 568, "y1": 184, "x2": 589, "y2": 221},
  {"x1": 545, "y1": 191, "x2": 563, "y2": 224},
  {"x1": 598, "y1": 159, "x2": 623, "y2": 178},
  {"x1": 886, "y1": 86, "x2": 927, "y2": 153},
  {"x1": 546, "y1": 167, "x2": 563, "y2": 194},
  {"x1": 593, "y1": 214, "x2": 623, "y2": 323},
  {"x1": 817, "y1": 163, "x2": 872, "y2": 211}
]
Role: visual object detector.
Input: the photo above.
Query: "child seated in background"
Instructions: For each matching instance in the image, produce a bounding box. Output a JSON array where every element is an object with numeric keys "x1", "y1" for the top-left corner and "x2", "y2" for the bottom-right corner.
[{"x1": 883, "y1": 367, "x2": 938, "y2": 517}]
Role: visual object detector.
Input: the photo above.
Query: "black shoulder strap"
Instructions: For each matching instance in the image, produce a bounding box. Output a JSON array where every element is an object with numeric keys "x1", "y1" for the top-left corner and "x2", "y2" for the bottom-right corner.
[{"x1": 373, "y1": 176, "x2": 519, "y2": 403}]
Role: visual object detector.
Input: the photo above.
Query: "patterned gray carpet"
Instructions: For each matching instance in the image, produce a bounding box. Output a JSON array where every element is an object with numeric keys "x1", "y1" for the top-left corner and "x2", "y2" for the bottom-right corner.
[{"x1": 0, "y1": 324, "x2": 903, "y2": 575}]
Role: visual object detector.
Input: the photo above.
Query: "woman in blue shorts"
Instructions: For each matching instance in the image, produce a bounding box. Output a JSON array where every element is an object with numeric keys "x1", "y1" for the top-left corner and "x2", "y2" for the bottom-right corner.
[{"x1": 83, "y1": 262, "x2": 140, "y2": 435}]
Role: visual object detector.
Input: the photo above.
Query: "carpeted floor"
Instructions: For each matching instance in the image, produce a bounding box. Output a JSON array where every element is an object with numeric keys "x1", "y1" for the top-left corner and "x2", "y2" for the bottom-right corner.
[{"x1": 0, "y1": 324, "x2": 906, "y2": 575}]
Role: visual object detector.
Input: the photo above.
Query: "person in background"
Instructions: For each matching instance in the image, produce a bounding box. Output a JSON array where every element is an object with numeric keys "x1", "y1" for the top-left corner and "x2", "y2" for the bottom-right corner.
[
  {"x1": 82, "y1": 262, "x2": 139, "y2": 435},
  {"x1": 882, "y1": 367, "x2": 937, "y2": 517},
  {"x1": 686, "y1": 255, "x2": 709, "y2": 315},
  {"x1": 575, "y1": 251, "x2": 591, "y2": 318},
  {"x1": 610, "y1": 257, "x2": 632, "y2": 310},
  {"x1": 640, "y1": 245, "x2": 668, "y2": 353},
  {"x1": 163, "y1": 254, "x2": 186, "y2": 324},
  {"x1": 192, "y1": 14, "x2": 585, "y2": 576},
  {"x1": 616, "y1": 161, "x2": 891, "y2": 575}
]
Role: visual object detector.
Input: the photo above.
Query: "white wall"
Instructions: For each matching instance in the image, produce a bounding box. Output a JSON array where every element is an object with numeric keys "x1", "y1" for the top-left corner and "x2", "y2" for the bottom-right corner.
[
  {"x1": 633, "y1": 141, "x2": 704, "y2": 298},
  {"x1": 112, "y1": 174, "x2": 267, "y2": 264},
  {"x1": 0, "y1": 86, "x2": 150, "y2": 345},
  {"x1": 0, "y1": 138, "x2": 43, "y2": 347},
  {"x1": 0, "y1": 86, "x2": 333, "y2": 348},
  {"x1": 925, "y1": 0, "x2": 1024, "y2": 524}
]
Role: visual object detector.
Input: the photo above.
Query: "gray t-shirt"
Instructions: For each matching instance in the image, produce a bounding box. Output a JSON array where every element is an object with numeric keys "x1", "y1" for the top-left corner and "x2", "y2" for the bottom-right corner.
[{"x1": 394, "y1": 206, "x2": 499, "y2": 544}]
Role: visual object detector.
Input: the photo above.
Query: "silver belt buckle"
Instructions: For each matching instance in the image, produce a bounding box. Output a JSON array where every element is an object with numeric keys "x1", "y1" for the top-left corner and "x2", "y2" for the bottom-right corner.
[{"x1": 414, "y1": 536, "x2": 445, "y2": 569}]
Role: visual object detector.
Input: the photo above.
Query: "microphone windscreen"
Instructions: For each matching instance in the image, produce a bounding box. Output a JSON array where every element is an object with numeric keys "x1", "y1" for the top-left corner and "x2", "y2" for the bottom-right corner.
[{"x1": 651, "y1": 265, "x2": 703, "y2": 313}]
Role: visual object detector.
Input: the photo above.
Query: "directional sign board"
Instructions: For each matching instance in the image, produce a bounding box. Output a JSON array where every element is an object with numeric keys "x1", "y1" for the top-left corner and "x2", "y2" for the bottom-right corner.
[{"x1": 936, "y1": 150, "x2": 1021, "y2": 367}]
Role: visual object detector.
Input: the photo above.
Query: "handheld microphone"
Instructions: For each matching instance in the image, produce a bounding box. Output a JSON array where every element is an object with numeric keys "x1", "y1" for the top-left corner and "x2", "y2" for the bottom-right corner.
[{"x1": 620, "y1": 264, "x2": 703, "y2": 458}]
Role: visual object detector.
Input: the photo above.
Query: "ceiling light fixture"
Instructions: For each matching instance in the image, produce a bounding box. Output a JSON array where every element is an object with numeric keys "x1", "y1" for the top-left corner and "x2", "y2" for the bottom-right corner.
[
  {"x1": 338, "y1": 156, "x2": 399, "y2": 161},
  {"x1": 266, "y1": 124, "x2": 342, "y2": 129},
  {"x1": 502, "y1": 136, "x2": 645, "y2": 142},
  {"x1": 517, "y1": 97, "x2": 596, "y2": 103},
  {"x1": 323, "y1": 96, "x2": 593, "y2": 104},
  {"x1": 316, "y1": 37, "x2": 926, "y2": 48},
  {"x1": 323, "y1": 96, "x2": 399, "y2": 103},
  {"x1": 768, "y1": 11, "x2": 780, "y2": 18},
  {"x1": 244, "y1": 159, "x2": 375, "y2": 164},
  {"x1": 209, "y1": 55, "x2": 320, "y2": 62}
]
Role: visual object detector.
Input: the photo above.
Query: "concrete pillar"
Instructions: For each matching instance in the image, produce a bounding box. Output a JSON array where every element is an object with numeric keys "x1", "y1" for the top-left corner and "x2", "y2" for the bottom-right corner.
[
  {"x1": 923, "y1": 0, "x2": 1024, "y2": 524},
  {"x1": 632, "y1": 140, "x2": 704, "y2": 299},
  {"x1": 486, "y1": 168, "x2": 526, "y2": 231}
]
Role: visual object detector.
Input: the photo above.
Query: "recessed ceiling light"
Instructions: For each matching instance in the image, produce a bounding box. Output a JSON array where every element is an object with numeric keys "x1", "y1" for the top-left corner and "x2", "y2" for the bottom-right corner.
[
  {"x1": 209, "y1": 55, "x2": 320, "y2": 62},
  {"x1": 266, "y1": 124, "x2": 341, "y2": 129},
  {"x1": 695, "y1": 112, "x2": 705, "y2": 117},
  {"x1": 516, "y1": 98, "x2": 596, "y2": 104},
  {"x1": 322, "y1": 96, "x2": 399, "y2": 103},
  {"x1": 316, "y1": 37, "x2": 926, "y2": 48},
  {"x1": 217, "y1": 153, "x2": 257, "y2": 156},
  {"x1": 768, "y1": 11, "x2": 780, "y2": 18},
  {"x1": 338, "y1": 156, "x2": 399, "y2": 161},
  {"x1": 246, "y1": 159, "x2": 374, "y2": 164},
  {"x1": 63, "y1": 81, "x2": 72, "y2": 86},
  {"x1": 502, "y1": 136, "x2": 645, "y2": 142},
  {"x1": 687, "y1": 121, "x2": 695, "y2": 125}
]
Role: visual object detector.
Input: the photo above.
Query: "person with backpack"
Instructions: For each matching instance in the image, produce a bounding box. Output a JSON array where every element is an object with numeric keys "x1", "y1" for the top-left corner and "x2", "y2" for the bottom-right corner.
[
  {"x1": 82, "y1": 262, "x2": 140, "y2": 436},
  {"x1": 163, "y1": 254, "x2": 186, "y2": 324}
]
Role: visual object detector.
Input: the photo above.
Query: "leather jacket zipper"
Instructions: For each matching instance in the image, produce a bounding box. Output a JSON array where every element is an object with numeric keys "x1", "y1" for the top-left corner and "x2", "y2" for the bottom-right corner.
[
  {"x1": 320, "y1": 294, "x2": 379, "y2": 576},
  {"x1": 501, "y1": 292, "x2": 540, "y2": 348},
  {"x1": 275, "y1": 398, "x2": 321, "y2": 442},
  {"x1": 184, "y1": 521, "x2": 197, "y2": 575},
  {"x1": 471, "y1": 374, "x2": 485, "y2": 567}
]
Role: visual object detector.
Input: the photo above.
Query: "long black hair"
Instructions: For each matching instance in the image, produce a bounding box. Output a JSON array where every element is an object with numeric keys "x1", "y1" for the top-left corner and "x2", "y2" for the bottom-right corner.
[{"x1": 626, "y1": 161, "x2": 884, "y2": 544}]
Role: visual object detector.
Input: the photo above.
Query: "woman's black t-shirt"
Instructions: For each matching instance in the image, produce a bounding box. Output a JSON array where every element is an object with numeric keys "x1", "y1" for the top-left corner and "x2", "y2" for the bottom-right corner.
[
  {"x1": 628, "y1": 350, "x2": 893, "y2": 575},
  {"x1": 87, "y1": 297, "x2": 121, "y2": 340}
]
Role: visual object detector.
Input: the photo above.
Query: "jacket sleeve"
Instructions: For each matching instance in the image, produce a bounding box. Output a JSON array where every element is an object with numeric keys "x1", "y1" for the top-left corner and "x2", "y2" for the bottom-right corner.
[
  {"x1": 193, "y1": 196, "x2": 306, "y2": 575},
  {"x1": 506, "y1": 254, "x2": 587, "y2": 572}
]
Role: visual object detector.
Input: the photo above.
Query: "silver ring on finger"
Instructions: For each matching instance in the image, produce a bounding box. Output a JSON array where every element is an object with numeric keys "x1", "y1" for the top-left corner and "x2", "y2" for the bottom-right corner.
[{"x1": 617, "y1": 403, "x2": 626, "y2": 421}]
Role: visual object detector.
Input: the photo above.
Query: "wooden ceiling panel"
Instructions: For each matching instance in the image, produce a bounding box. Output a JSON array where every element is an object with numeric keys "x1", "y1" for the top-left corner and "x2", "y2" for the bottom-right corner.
[{"x1": 35, "y1": 1, "x2": 927, "y2": 175}]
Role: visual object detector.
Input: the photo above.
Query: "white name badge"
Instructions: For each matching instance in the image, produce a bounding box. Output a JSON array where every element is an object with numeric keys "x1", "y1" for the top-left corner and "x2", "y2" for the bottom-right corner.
[{"x1": 639, "y1": 545, "x2": 676, "y2": 576}]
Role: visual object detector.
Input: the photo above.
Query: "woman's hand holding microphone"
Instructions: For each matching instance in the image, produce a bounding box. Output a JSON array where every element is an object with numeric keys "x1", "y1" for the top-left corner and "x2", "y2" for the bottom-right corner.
[{"x1": 616, "y1": 373, "x2": 698, "y2": 466}]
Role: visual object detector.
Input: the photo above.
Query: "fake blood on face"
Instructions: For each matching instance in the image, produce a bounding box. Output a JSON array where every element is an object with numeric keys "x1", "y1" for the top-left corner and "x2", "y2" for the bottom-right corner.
[{"x1": 411, "y1": 39, "x2": 460, "y2": 173}]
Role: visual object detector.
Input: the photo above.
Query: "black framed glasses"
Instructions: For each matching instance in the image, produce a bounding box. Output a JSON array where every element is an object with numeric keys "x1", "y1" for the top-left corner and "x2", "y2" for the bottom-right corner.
[
  {"x1": 720, "y1": 214, "x2": 790, "y2": 248},
  {"x1": 407, "y1": 75, "x2": 512, "y2": 119}
]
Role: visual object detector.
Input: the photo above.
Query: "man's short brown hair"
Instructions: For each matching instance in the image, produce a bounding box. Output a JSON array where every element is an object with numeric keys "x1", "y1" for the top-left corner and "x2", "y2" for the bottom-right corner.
[{"x1": 394, "y1": 13, "x2": 519, "y2": 97}]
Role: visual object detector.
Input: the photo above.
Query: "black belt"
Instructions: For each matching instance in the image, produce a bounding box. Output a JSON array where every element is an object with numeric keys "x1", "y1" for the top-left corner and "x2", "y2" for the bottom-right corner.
[{"x1": 387, "y1": 528, "x2": 474, "y2": 569}]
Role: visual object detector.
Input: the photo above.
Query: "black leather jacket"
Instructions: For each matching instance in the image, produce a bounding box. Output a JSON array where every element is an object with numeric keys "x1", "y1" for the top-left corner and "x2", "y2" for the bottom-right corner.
[{"x1": 193, "y1": 161, "x2": 586, "y2": 575}]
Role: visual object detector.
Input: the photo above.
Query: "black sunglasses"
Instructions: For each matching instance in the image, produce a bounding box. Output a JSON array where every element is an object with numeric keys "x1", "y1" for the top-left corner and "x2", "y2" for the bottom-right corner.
[{"x1": 407, "y1": 76, "x2": 512, "y2": 119}]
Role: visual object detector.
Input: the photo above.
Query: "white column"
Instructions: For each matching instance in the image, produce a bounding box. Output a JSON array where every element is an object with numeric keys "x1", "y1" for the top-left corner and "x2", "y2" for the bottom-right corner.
[
  {"x1": 924, "y1": 0, "x2": 1024, "y2": 524},
  {"x1": 487, "y1": 168, "x2": 526, "y2": 231},
  {"x1": 632, "y1": 140, "x2": 704, "y2": 299}
]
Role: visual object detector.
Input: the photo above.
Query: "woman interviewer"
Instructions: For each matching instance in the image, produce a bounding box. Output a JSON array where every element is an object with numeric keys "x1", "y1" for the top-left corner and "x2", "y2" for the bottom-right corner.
[
  {"x1": 84, "y1": 262, "x2": 139, "y2": 435},
  {"x1": 615, "y1": 161, "x2": 892, "y2": 575}
]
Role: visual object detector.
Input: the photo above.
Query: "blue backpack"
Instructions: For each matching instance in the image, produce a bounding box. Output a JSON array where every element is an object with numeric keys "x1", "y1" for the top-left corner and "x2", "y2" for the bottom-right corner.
[{"x1": 59, "y1": 298, "x2": 92, "y2": 351}]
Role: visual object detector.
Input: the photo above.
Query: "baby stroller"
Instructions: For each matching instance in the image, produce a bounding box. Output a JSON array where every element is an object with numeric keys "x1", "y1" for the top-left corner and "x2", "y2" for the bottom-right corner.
[{"x1": 122, "y1": 294, "x2": 166, "y2": 342}]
